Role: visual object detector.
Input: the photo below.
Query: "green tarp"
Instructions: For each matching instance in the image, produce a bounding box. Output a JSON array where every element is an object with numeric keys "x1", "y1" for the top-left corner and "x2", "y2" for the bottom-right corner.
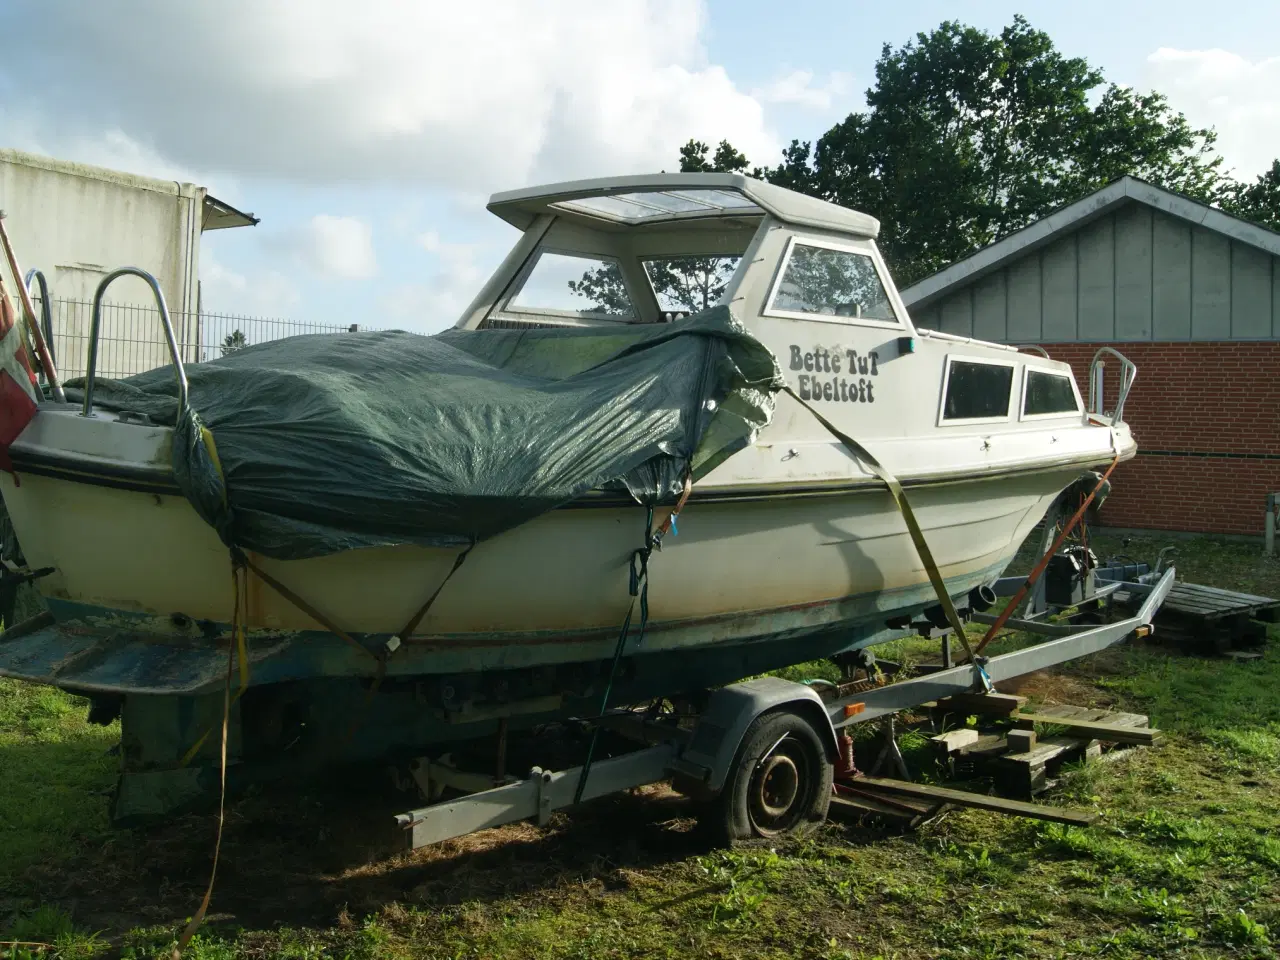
[{"x1": 65, "y1": 307, "x2": 782, "y2": 560}]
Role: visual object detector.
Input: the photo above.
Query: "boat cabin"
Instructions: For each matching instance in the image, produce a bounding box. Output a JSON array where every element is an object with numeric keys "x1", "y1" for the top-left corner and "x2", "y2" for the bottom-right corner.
[
  {"x1": 453, "y1": 174, "x2": 1116, "y2": 464},
  {"x1": 455, "y1": 172, "x2": 905, "y2": 334}
]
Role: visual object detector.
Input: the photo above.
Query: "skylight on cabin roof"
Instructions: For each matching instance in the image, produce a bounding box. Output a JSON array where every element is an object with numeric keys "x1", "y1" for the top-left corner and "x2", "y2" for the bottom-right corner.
[{"x1": 551, "y1": 188, "x2": 761, "y2": 223}]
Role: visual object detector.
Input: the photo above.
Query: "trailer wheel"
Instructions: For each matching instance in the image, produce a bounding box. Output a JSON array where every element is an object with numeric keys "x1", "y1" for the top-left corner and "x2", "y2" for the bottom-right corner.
[{"x1": 706, "y1": 708, "x2": 832, "y2": 845}]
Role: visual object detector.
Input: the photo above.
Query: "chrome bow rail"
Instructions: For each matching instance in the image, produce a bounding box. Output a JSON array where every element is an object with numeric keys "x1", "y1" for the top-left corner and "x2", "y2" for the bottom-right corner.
[
  {"x1": 1088, "y1": 346, "x2": 1136, "y2": 423},
  {"x1": 80, "y1": 268, "x2": 188, "y2": 417}
]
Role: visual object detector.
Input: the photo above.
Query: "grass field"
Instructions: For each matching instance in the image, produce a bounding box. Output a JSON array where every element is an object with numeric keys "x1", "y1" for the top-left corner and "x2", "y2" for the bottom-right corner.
[{"x1": 2, "y1": 531, "x2": 1278, "y2": 959}]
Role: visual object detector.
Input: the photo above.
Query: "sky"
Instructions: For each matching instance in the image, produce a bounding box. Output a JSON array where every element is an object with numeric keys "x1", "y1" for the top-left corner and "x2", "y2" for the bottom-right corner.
[{"x1": 1, "y1": 0, "x2": 1277, "y2": 334}]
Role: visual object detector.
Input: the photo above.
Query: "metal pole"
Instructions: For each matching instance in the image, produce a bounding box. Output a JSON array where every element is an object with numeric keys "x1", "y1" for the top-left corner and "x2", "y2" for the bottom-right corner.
[
  {"x1": 0, "y1": 212, "x2": 66, "y2": 402},
  {"x1": 1266, "y1": 493, "x2": 1277, "y2": 558}
]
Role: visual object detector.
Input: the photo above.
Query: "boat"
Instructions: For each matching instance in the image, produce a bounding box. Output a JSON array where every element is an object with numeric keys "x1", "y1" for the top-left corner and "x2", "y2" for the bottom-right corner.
[{"x1": 0, "y1": 173, "x2": 1136, "y2": 817}]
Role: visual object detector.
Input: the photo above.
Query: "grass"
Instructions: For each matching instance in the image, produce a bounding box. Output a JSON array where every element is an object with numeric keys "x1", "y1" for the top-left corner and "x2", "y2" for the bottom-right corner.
[{"x1": 2, "y1": 533, "x2": 1280, "y2": 959}]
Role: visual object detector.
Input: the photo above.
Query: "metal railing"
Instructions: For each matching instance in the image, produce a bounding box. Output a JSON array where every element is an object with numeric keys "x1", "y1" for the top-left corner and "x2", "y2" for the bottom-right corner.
[
  {"x1": 1088, "y1": 347, "x2": 1137, "y2": 423},
  {"x1": 22, "y1": 295, "x2": 377, "y2": 381},
  {"x1": 82, "y1": 268, "x2": 188, "y2": 416}
]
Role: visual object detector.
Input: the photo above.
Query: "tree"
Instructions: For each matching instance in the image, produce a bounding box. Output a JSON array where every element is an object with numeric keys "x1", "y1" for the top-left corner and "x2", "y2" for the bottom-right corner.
[
  {"x1": 220, "y1": 329, "x2": 248, "y2": 355},
  {"x1": 681, "y1": 16, "x2": 1274, "y2": 286},
  {"x1": 678, "y1": 139, "x2": 750, "y2": 174},
  {"x1": 1223, "y1": 160, "x2": 1280, "y2": 232}
]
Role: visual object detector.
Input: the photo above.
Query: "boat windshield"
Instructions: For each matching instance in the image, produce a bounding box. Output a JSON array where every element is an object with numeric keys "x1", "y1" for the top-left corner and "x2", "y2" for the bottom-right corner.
[{"x1": 642, "y1": 255, "x2": 741, "y2": 316}]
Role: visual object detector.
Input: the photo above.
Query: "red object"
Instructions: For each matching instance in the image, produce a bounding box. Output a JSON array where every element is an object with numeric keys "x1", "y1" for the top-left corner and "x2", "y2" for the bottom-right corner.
[
  {"x1": 834, "y1": 733, "x2": 858, "y2": 779},
  {"x1": 0, "y1": 294, "x2": 39, "y2": 471},
  {"x1": 968, "y1": 455, "x2": 1120, "y2": 659}
]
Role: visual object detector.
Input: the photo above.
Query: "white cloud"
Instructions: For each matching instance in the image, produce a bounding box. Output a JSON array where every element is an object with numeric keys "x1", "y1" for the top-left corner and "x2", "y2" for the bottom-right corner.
[
  {"x1": 1144, "y1": 48, "x2": 1280, "y2": 179},
  {"x1": 379, "y1": 228, "x2": 493, "y2": 332},
  {"x1": 200, "y1": 251, "x2": 301, "y2": 318},
  {"x1": 297, "y1": 215, "x2": 378, "y2": 280},
  {"x1": 4, "y1": 0, "x2": 780, "y2": 190},
  {"x1": 753, "y1": 70, "x2": 855, "y2": 111}
]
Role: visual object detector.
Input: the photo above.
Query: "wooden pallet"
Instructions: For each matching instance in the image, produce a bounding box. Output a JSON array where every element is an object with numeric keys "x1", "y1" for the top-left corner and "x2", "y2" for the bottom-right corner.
[
  {"x1": 1112, "y1": 580, "x2": 1279, "y2": 653},
  {"x1": 930, "y1": 703, "x2": 1158, "y2": 799}
]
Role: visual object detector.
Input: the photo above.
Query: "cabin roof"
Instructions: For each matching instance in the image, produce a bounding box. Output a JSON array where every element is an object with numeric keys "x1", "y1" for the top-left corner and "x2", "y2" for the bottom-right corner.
[{"x1": 487, "y1": 172, "x2": 880, "y2": 238}]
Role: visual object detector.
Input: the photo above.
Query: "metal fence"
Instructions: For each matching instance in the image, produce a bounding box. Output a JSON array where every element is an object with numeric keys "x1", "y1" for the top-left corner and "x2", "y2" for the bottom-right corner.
[{"x1": 33, "y1": 297, "x2": 377, "y2": 381}]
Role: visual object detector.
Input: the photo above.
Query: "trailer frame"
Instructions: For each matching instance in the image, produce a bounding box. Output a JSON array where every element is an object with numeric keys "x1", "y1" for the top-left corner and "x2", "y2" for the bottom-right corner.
[{"x1": 394, "y1": 566, "x2": 1176, "y2": 849}]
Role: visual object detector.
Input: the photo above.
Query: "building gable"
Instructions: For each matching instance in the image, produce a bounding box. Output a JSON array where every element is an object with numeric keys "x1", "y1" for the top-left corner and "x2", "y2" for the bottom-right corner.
[{"x1": 908, "y1": 200, "x2": 1280, "y2": 343}]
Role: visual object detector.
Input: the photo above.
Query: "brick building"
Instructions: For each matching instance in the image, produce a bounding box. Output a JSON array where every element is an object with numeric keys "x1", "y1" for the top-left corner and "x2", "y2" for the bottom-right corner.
[{"x1": 901, "y1": 176, "x2": 1280, "y2": 537}]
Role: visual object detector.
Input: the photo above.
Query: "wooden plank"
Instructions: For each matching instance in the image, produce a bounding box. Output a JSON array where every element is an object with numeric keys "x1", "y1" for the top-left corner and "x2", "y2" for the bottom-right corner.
[
  {"x1": 1030, "y1": 704, "x2": 1102, "y2": 721},
  {"x1": 1098, "y1": 710, "x2": 1150, "y2": 728},
  {"x1": 930, "y1": 729, "x2": 981, "y2": 756},
  {"x1": 1014, "y1": 712, "x2": 1161, "y2": 745},
  {"x1": 961, "y1": 735, "x2": 1011, "y2": 759},
  {"x1": 853, "y1": 776, "x2": 1097, "y2": 826},
  {"x1": 1006, "y1": 729, "x2": 1037, "y2": 753},
  {"x1": 933, "y1": 692, "x2": 1026, "y2": 716},
  {"x1": 830, "y1": 791, "x2": 940, "y2": 822}
]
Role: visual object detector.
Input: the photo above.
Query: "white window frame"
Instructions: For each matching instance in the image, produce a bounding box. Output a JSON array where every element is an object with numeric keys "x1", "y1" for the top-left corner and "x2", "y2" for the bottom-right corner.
[
  {"x1": 762, "y1": 235, "x2": 906, "y2": 330},
  {"x1": 1019, "y1": 365, "x2": 1084, "y2": 422},
  {"x1": 937, "y1": 354, "x2": 1018, "y2": 427},
  {"x1": 499, "y1": 247, "x2": 639, "y2": 323}
]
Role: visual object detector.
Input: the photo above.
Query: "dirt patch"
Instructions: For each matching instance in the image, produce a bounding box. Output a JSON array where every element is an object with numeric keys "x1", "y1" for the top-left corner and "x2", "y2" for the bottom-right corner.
[
  {"x1": 996, "y1": 669, "x2": 1118, "y2": 708},
  {"x1": 14, "y1": 769, "x2": 711, "y2": 942}
]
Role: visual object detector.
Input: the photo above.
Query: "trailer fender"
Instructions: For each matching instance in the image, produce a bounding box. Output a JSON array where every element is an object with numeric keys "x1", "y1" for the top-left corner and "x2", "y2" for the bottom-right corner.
[{"x1": 669, "y1": 676, "x2": 838, "y2": 796}]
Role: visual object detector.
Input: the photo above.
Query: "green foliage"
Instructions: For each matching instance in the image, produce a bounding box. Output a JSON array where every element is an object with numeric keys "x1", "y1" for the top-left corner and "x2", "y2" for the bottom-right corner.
[
  {"x1": 681, "y1": 15, "x2": 1278, "y2": 286},
  {"x1": 1223, "y1": 160, "x2": 1280, "y2": 231},
  {"x1": 1, "y1": 906, "x2": 103, "y2": 960},
  {"x1": 677, "y1": 139, "x2": 750, "y2": 174},
  {"x1": 219, "y1": 329, "x2": 248, "y2": 356}
]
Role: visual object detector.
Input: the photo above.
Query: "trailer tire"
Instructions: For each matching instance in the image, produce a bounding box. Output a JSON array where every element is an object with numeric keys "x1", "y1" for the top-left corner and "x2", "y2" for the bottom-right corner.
[{"x1": 705, "y1": 707, "x2": 832, "y2": 846}]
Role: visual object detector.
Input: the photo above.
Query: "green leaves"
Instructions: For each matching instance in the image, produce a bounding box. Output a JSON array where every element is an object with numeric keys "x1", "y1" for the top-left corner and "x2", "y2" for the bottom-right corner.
[{"x1": 683, "y1": 15, "x2": 1277, "y2": 286}]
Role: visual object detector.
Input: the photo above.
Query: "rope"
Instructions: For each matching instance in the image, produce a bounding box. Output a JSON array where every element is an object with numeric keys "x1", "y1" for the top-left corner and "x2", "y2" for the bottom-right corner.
[
  {"x1": 968, "y1": 456, "x2": 1120, "y2": 659},
  {"x1": 234, "y1": 548, "x2": 373, "y2": 661},
  {"x1": 390, "y1": 542, "x2": 475, "y2": 644},
  {"x1": 573, "y1": 506, "x2": 654, "y2": 805},
  {"x1": 171, "y1": 561, "x2": 246, "y2": 958}
]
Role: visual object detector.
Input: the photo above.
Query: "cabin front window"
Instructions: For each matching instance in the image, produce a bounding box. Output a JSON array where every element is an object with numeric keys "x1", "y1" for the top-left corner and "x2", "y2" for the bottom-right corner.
[
  {"x1": 940, "y1": 358, "x2": 1015, "y2": 423},
  {"x1": 642, "y1": 255, "x2": 741, "y2": 318},
  {"x1": 508, "y1": 251, "x2": 636, "y2": 320},
  {"x1": 1023, "y1": 369, "x2": 1080, "y2": 417},
  {"x1": 768, "y1": 239, "x2": 897, "y2": 323}
]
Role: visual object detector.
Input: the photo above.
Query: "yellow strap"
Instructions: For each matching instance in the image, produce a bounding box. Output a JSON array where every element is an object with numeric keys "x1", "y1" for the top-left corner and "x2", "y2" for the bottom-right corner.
[
  {"x1": 179, "y1": 565, "x2": 250, "y2": 767},
  {"x1": 171, "y1": 563, "x2": 244, "y2": 958},
  {"x1": 782, "y1": 386, "x2": 981, "y2": 667}
]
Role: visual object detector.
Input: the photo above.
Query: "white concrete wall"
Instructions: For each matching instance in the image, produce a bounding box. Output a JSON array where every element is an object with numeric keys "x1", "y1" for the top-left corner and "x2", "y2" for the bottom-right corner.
[{"x1": 0, "y1": 148, "x2": 205, "y2": 378}]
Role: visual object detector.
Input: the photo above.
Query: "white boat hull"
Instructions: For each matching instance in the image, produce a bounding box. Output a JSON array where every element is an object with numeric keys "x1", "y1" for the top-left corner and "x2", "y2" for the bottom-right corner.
[{"x1": 2, "y1": 447, "x2": 1080, "y2": 688}]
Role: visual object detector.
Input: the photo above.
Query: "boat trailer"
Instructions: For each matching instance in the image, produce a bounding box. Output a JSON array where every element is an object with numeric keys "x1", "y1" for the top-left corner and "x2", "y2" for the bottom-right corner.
[{"x1": 394, "y1": 564, "x2": 1176, "y2": 849}]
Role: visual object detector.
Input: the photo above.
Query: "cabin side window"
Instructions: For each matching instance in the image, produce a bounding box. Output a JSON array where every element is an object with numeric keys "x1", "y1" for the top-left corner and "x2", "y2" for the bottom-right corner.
[
  {"x1": 1023, "y1": 369, "x2": 1080, "y2": 417},
  {"x1": 766, "y1": 239, "x2": 898, "y2": 324},
  {"x1": 507, "y1": 250, "x2": 637, "y2": 320},
  {"x1": 940, "y1": 358, "x2": 1015, "y2": 423},
  {"x1": 642, "y1": 255, "x2": 742, "y2": 319}
]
